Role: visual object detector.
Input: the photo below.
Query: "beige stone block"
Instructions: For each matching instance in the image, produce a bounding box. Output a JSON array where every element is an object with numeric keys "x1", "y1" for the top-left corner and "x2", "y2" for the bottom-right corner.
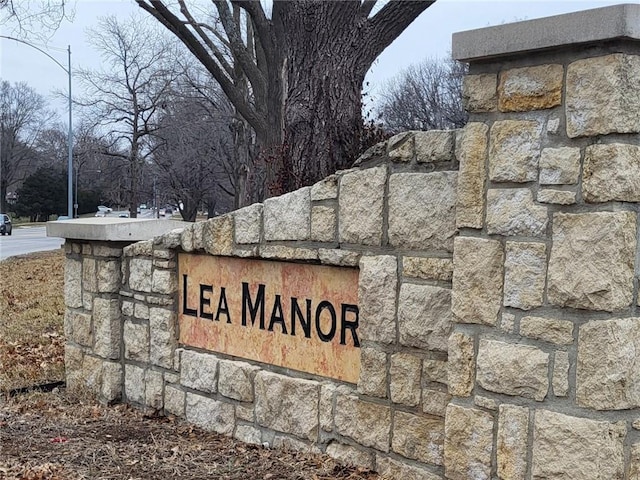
[
  {"x1": 474, "y1": 395, "x2": 497, "y2": 410},
  {"x1": 339, "y1": 166, "x2": 386, "y2": 245},
  {"x1": 630, "y1": 443, "x2": 640, "y2": 480},
  {"x1": 499, "y1": 64, "x2": 563, "y2": 112},
  {"x1": 456, "y1": 122, "x2": 488, "y2": 229},
  {"x1": 151, "y1": 269, "x2": 176, "y2": 295},
  {"x1": 358, "y1": 255, "x2": 397, "y2": 344},
  {"x1": 64, "y1": 258, "x2": 83, "y2": 308},
  {"x1": 447, "y1": 331, "x2": 475, "y2": 397},
  {"x1": 566, "y1": 54, "x2": 640, "y2": 137},
  {"x1": 93, "y1": 244, "x2": 122, "y2": 257},
  {"x1": 532, "y1": 410, "x2": 626, "y2": 480},
  {"x1": 387, "y1": 131, "x2": 414, "y2": 161},
  {"x1": 234, "y1": 203, "x2": 262, "y2": 244},
  {"x1": 133, "y1": 302, "x2": 149, "y2": 320},
  {"x1": 129, "y1": 258, "x2": 152, "y2": 292},
  {"x1": 539, "y1": 147, "x2": 581, "y2": 185},
  {"x1": 124, "y1": 240, "x2": 153, "y2": 257},
  {"x1": 100, "y1": 361, "x2": 122, "y2": 403},
  {"x1": 547, "y1": 212, "x2": 636, "y2": 312},
  {"x1": 388, "y1": 172, "x2": 457, "y2": 252},
  {"x1": 318, "y1": 249, "x2": 360, "y2": 267},
  {"x1": 357, "y1": 347, "x2": 387, "y2": 398},
  {"x1": 149, "y1": 308, "x2": 176, "y2": 369},
  {"x1": 486, "y1": 189, "x2": 548, "y2": 237},
  {"x1": 489, "y1": 120, "x2": 542, "y2": 183},
  {"x1": 258, "y1": 245, "x2": 318, "y2": 261},
  {"x1": 310, "y1": 205, "x2": 335, "y2": 242},
  {"x1": 423, "y1": 358, "x2": 448, "y2": 385},
  {"x1": 537, "y1": 189, "x2": 577, "y2": 205},
  {"x1": 520, "y1": 316, "x2": 574, "y2": 345},
  {"x1": 583, "y1": 143, "x2": 640, "y2": 202},
  {"x1": 398, "y1": 283, "x2": 452, "y2": 352},
  {"x1": 422, "y1": 389, "x2": 451, "y2": 417},
  {"x1": 503, "y1": 242, "x2": 547, "y2": 310},
  {"x1": 403, "y1": 257, "x2": 453, "y2": 282},
  {"x1": 164, "y1": 385, "x2": 185, "y2": 416},
  {"x1": 123, "y1": 320, "x2": 149, "y2": 362},
  {"x1": 390, "y1": 353, "x2": 421, "y2": 406},
  {"x1": 553, "y1": 351, "x2": 570, "y2": 397},
  {"x1": 124, "y1": 363, "x2": 145, "y2": 404},
  {"x1": 181, "y1": 350, "x2": 218, "y2": 393},
  {"x1": 186, "y1": 392, "x2": 235, "y2": 435},
  {"x1": 93, "y1": 298, "x2": 121, "y2": 360},
  {"x1": 263, "y1": 187, "x2": 310, "y2": 241},
  {"x1": 235, "y1": 404, "x2": 254, "y2": 423},
  {"x1": 82, "y1": 258, "x2": 97, "y2": 293},
  {"x1": 577, "y1": 317, "x2": 640, "y2": 410},
  {"x1": 463, "y1": 73, "x2": 497, "y2": 112},
  {"x1": 319, "y1": 383, "x2": 336, "y2": 431},
  {"x1": 67, "y1": 311, "x2": 93, "y2": 347},
  {"x1": 444, "y1": 404, "x2": 494, "y2": 480},
  {"x1": 311, "y1": 174, "x2": 338, "y2": 200},
  {"x1": 500, "y1": 312, "x2": 516, "y2": 334},
  {"x1": 376, "y1": 456, "x2": 443, "y2": 480},
  {"x1": 497, "y1": 404, "x2": 529, "y2": 480},
  {"x1": 326, "y1": 442, "x2": 375, "y2": 470},
  {"x1": 97, "y1": 259, "x2": 120, "y2": 293},
  {"x1": 218, "y1": 359, "x2": 259, "y2": 402},
  {"x1": 234, "y1": 425, "x2": 262, "y2": 445},
  {"x1": 254, "y1": 371, "x2": 319, "y2": 441},
  {"x1": 144, "y1": 369, "x2": 164, "y2": 410},
  {"x1": 203, "y1": 215, "x2": 234, "y2": 256},
  {"x1": 476, "y1": 339, "x2": 549, "y2": 401},
  {"x1": 452, "y1": 237, "x2": 503, "y2": 326},
  {"x1": 335, "y1": 393, "x2": 391, "y2": 451},
  {"x1": 415, "y1": 130, "x2": 455, "y2": 163},
  {"x1": 392, "y1": 411, "x2": 444, "y2": 465}
]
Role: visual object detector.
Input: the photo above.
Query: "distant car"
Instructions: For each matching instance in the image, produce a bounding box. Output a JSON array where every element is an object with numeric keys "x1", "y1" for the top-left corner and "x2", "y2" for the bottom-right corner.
[
  {"x1": 119, "y1": 212, "x2": 129, "y2": 218},
  {"x1": 0, "y1": 214, "x2": 12, "y2": 235},
  {"x1": 140, "y1": 204, "x2": 147, "y2": 210},
  {"x1": 165, "y1": 206, "x2": 173, "y2": 215},
  {"x1": 159, "y1": 208, "x2": 166, "y2": 217},
  {"x1": 95, "y1": 211, "x2": 106, "y2": 217},
  {"x1": 97, "y1": 205, "x2": 112, "y2": 213},
  {"x1": 57, "y1": 215, "x2": 71, "y2": 221}
]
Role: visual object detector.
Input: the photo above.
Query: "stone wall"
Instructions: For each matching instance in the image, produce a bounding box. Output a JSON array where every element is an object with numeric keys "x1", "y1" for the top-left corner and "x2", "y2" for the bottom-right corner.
[{"x1": 57, "y1": 6, "x2": 640, "y2": 480}]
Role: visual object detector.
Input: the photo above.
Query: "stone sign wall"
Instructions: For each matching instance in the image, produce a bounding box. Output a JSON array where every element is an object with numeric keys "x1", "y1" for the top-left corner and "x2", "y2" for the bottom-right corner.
[{"x1": 55, "y1": 5, "x2": 640, "y2": 480}]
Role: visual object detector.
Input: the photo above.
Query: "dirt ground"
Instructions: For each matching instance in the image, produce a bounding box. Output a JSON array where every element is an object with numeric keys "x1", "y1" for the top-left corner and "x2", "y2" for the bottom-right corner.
[{"x1": 0, "y1": 250, "x2": 380, "y2": 480}]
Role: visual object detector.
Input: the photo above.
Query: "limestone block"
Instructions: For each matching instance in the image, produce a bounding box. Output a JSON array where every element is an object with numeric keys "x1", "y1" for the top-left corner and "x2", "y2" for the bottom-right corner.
[
  {"x1": 583, "y1": 144, "x2": 640, "y2": 202},
  {"x1": 539, "y1": 147, "x2": 581, "y2": 185},
  {"x1": 124, "y1": 240, "x2": 153, "y2": 257},
  {"x1": 503, "y1": 242, "x2": 547, "y2": 310},
  {"x1": 422, "y1": 389, "x2": 451, "y2": 418},
  {"x1": 398, "y1": 283, "x2": 452, "y2": 351},
  {"x1": 67, "y1": 311, "x2": 93, "y2": 347},
  {"x1": 254, "y1": 371, "x2": 319, "y2": 441},
  {"x1": 476, "y1": 339, "x2": 549, "y2": 401},
  {"x1": 124, "y1": 364, "x2": 145, "y2": 404},
  {"x1": 144, "y1": 369, "x2": 163, "y2": 409},
  {"x1": 156, "y1": 229, "x2": 183, "y2": 249},
  {"x1": 474, "y1": 395, "x2": 497, "y2": 410},
  {"x1": 334, "y1": 393, "x2": 391, "y2": 451},
  {"x1": 547, "y1": 212, "x2": 636, "y2": 312},
  {"x1": 358, "y1": 256, "x2": 397, "y2": 344},
  {"x1": 339, "y1": 166, "x2": 386, "y2": 245},
  {"x1": 376, "y1": 457, "x2": 443, "y2": 480},
  {"x1": 235, "y1": 404, "x2": 254, "y2": 422},
  {"x1": 444, "y1": 404, "x2": 494, "y2": 480},
  {"x1": 388, "y1": 172, "x2": 457, "y2": 252},
  {"x1": 234, "y1": 203, "x2": 262, "y2": 244},
  {"x1": 318, "y1": 249, "x2": 361, "y2": 267},
  {"x1": 319, "y1": 383, "x2": 336, "y2": 431},
  {"x1": 456, "y1": 122, "x2": 488, "y2": 229},
  {"x1": 497, "y1": 404, "x2": 529, "y2": 480},
  {"x1": 310, "y1": 205, "x2": 336, "y2": 242},
  {"x1": 387, "y1": 131, "x2": 414, "y2": 161},
  {"x1": 134, "y1": 303, "x2": 149, "y2": 320},
  {"x1": 129, "y1": 258, "x2": 152, "y2": 293},
  {"x1": 452, "y1": 237, "x2": 503, "y2": 326},
  {"x1": 498, "y1": 64, "x2": 563, "y2": 112},
  {"x1": 124, "y1": 320, "x2": 149, "y2": 362},
  {"x1": 326, "y1": 442, "x2": 375, "y2": 470},
  {"x1": 389, "y1": 353, "x2": 421, "y2": 406},
  {"x1": 64, "y1": 258, "x2": 82, "y2": 308},
  {"x1": 311, "y1": 174, "x2": 338, "y2": 200},
  {"x1": 180, "y1": 350, "x2": 218, "y2": 393},
  {"x1": 82, "y1": 258, "x2": 97, "y2": 293},
  {"x1": 500, "y1": 312, "x2": 516, "y2": 334},
  {"x1": 122, "y1": 300, "x2": 134, "y2": 317},
  {"x1": 532, "y1": 410, "x2": 626, "y2": 480},
  {"x1": 520, "y1": 316, "x2": 574, "y2": 345},
  {"x1": 447, "y1": 331, "x2": 475, "y2": 397},
  {"x1": 423, "y1": 359, "x2": 448, "y2": 385},
  {"x1": 234, "y1": 425, "x2": 262, "y2": 445},
  {"x1": 566, "y1": 54, "x2": 640, "y2": 137},
  {"x1": 100, "y1": 361, "x2": 122, "y2": 403},
  {"x1": 149, "y1": 308, "x2": 176, "y2": 369},
  {"x1": 357, "y1": 347, "x2": 387, "y2": 398},
  {"x1": 151, "y1": 269, "x2": 176, "y2": 295},
  {"x1": 218, "y1": 359, "x2": 259, "y2": 402},
  {"x1": 164, "y1": 384, "x2": 185, "y2": 416},
  {"x1": 489, "y1": 120, "x2": 542, "y2": 183},
  {"x1": 463, "y1": 73, "x2": 497, "y2": 112},
  {"x1": 93, "y1": 244, "x2": 123, "y2": 257},
  {"x1": 414, "y1": 130, "x2": 455, "y2": 163},
  {"x1": 263, "y1": 187, "x2": 310, "y2": 241},
  {"x1": 553, "y1": 351, "x2": 570, "y2": 397},
  {"x1": 64, "y1": 344, "x2": 84, "y2": 389},
  {"x1": 258, "y1": 245, "x2": 318, "y2": 261},
  {"x1": 186, "y1": 393, "x2": 235, "y2": 435},
  {"x1": 97, "y1": 259, "x2": 121, "y2": 293},
  {"x1": 392, "y1": 411, "x2": 444, "y2": 466},
  {"x1": 403, "y1": 257, "x2": 453, "y2": 282},
  {"x1": 272, "y1": 435, "x2": 321, "y2": 453},
  {"x1": 486, "y1": 189, "x2": 548, "y2": 237},
  {"x1": 577, "y1": 317, "x2": 640, "y2": 410},
  {"x1": 202, "y1": 215, "x2": 233, "y2": 256},
  {"x1": 93, "y1": 298, "x2": 121, "y2": 360},
  {"x1": 630, "y1": 443, "x2": 640, "y2": 480},
  {"x1": 537, "y1": 189, "x2": 576, "y2": 205}
]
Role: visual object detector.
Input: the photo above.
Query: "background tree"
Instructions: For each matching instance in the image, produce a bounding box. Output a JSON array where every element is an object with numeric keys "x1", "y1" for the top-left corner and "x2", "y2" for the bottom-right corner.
[
  {"x1": 14, "y1": 166, "x2": 67, "y2": 221},
  {"x1": 136, "y1": 0, "x2": 434, "y2": 199},
  {"x1": 378, "y1": 56, "x2": 468, "y2": 133},
  {"x1": 0, "y1": 0, "x2": 72, "y2": 40}
]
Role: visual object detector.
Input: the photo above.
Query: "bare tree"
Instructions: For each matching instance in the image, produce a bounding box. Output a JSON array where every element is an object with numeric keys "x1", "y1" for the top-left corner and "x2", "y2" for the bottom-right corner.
[
  {"x1": 0, "y1": 80, "x2": 54, "y2": 212},
  {"x1": 0, "y1": 0, "x2": 73, "y2": 40},
  {"x1": 75, "y1": 15, "x2": 180, "y2": 217},
  {"x1": 135, "y1": 0, "x2": 434, "y2": 198},
  {"x1": 378, "y1": 57, "x2": 468, "y2": 133}
]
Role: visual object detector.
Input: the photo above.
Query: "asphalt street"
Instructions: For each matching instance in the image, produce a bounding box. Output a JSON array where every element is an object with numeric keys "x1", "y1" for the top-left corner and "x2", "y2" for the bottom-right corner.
[{"x1": 0, "y1": 226, "x2": 64, "y2": 260}]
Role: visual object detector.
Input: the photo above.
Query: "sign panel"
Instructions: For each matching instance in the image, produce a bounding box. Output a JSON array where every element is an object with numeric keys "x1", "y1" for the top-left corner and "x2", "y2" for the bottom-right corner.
[{"x1": 178, "y1": 254, "x2": 361, "y2": 383}]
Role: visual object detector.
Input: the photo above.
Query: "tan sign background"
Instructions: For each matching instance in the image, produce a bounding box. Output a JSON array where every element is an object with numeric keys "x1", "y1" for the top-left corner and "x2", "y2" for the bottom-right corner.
[{"x1": 179, "y1": 254, "x2": 361, "y2": 383}]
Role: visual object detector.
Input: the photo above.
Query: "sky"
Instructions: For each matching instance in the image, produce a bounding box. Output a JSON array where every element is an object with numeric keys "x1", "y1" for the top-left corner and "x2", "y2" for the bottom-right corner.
[{"x1": 0, "y1": 0, "x2": 624, "y2": 122}]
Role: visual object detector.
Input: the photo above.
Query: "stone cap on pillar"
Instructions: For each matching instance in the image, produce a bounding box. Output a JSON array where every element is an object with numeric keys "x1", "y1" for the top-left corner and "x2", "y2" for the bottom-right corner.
[
  {"x1": 46, "y1": 217, "x2": 190, "y2": 242},
  {"x1": 452, "y1": 3, "x2": 640, "y2": 62}
]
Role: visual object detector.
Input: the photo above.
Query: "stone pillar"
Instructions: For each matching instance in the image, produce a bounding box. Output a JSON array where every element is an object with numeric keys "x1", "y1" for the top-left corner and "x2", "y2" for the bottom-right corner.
[{"x1": 448, "y1": 5, "x2": 640, "y2": 479}]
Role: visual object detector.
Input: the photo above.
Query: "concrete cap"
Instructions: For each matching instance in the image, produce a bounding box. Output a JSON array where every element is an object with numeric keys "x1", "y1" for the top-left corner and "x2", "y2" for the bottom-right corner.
[
  {"x1": 453, "y1": 3, "x2": 640, "y2": 62},
  {"x1": 46, "y1": 217, "x2": 190, "y2": 242}
]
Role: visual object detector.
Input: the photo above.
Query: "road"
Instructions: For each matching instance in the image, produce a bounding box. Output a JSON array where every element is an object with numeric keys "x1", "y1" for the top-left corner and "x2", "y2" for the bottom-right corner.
[{"x1": 0, "y1": 226, "x2": 64, "y2": 261}]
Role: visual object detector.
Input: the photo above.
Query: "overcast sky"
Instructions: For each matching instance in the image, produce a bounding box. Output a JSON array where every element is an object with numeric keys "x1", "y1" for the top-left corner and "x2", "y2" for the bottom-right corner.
[{"x1": 0, "y1": 0, "x2": 624, "y2": 121}]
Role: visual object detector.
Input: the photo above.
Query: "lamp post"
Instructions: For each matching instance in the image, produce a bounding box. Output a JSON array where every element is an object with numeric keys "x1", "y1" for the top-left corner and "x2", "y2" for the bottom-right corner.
[{"x1": 1, "y1": 36, "x2": 73, "y2": 218}]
